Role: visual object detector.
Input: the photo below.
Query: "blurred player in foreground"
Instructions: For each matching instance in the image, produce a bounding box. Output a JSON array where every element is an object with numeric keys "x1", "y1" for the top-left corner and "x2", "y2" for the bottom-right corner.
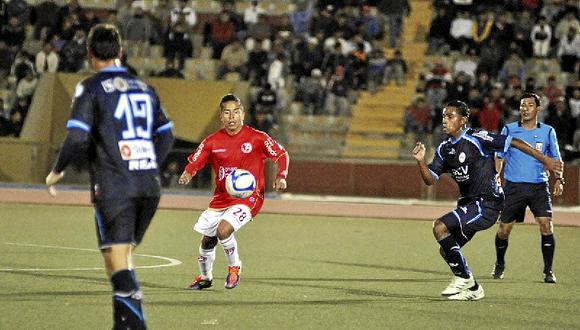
[
  {"x1": 411, "y1": 100, "x2": 562, "y2": 301},
  {"x1": 492, "y1": 93, "x2": 564, "y2": 283},
  {"x1": 45, "y1": 24, "x2": 175, "y2": 329},
  {"x1": 179, "y1": 94, "x2": 289, "y2": 290}
]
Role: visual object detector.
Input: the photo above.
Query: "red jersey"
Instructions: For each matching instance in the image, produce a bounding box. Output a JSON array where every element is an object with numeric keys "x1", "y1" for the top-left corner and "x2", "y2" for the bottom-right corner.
[{"x1": 184, "y1": 125, "x2": 289, "y2": 216}]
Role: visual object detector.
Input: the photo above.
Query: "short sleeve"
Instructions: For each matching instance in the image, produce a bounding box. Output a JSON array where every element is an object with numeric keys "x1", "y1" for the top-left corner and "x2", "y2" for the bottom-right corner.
[
  {"x1": 468, "y1": 130, "x2": 511, "y2": 155},
  {"x1": 548, "y1": 127, "x2": 561, "y2": 160},
  {"x1": 261, "y1": 133, "x2": 287, "y2": 162},
  {"x1": 66, "y1": 81, "x2": 94, "y2": 132},
  {"x1": 427, "y1": 143, "x2": 447, "y2": 181},
  {"x1": 495, "y1": 126, "x2": 509, "y2": 159}
]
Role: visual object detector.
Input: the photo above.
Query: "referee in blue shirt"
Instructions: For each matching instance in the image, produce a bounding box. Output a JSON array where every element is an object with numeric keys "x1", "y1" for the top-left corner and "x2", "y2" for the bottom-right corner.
[{"x1": 492, "y1": 92, "x2": 564, "y2": 283}]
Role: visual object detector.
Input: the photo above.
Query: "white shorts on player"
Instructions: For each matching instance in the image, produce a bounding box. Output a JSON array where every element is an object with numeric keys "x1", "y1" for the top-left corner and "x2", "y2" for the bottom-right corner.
[{"x1": 194, "y1": 204, "x2": 253, "y2": 237}]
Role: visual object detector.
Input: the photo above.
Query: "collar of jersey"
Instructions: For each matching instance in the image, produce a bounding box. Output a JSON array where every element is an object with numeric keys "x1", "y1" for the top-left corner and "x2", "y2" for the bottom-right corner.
[
  {"x1": 518, "y1": 121, "x2": 541, "y2": 128},
  {"x1": 448, "y1": 127, "x2": 469, "y2": 144},
  {"x1": 100, "y1": 66, "x2": 127, "y2": 73}
]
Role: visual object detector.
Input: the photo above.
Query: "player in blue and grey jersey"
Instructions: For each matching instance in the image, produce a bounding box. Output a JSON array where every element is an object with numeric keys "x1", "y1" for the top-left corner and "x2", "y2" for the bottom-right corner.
[
  {"x1": 45, "y1": 24, "x2": 175, "y2": 329},
  {"x1": 492, "y1": 93, "x2": 564, "y2": 284},
  {"x1": 412, "y1": 100, "x2": 562, "y2": 301}
]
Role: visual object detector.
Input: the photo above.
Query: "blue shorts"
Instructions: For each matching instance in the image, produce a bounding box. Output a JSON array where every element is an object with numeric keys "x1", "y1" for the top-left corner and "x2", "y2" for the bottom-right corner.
[
  {"x1": 440, "y1": 198, "x2": 503, "y2": 246},
  {"x1": 499, "y1": 181, "x2": 552, "y2": 223},
  {"x1": 94, "y1": 197, "x2": 160, "y2": 249}
]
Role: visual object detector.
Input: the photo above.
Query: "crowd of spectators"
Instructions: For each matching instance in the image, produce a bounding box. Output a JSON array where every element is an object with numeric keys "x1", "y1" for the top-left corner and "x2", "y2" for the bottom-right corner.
[
  {"x1": 1, "y1": 0, "x2": 412, "y2": 137},
  {"x1": 406, "y1": 0, "x2": 579, "y2": 161}
]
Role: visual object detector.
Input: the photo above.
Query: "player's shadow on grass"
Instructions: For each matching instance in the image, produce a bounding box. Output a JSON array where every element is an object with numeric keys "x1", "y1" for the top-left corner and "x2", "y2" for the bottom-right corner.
[
  {"x1": 0, "y1": 270, "x2": 187, "y2": 294},
  {"x1": 154, "y1": 298, "x2": 396, "y2": 307}
]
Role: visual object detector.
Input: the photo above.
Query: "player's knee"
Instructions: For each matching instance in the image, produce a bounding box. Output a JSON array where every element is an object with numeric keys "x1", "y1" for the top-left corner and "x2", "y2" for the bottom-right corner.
[
  {"x1": 538, "y1": 218, "x2": 553, "y2": 235},
  {"x1": 432, "y1": 219, "x2": 448, "y2": 238},
  {"x1": 216, "y1": 221, "x2": 234, "y2": 240},
  {"x1": 498, "y1": 222, "x2": 514, "y2": 239},
  {"x1": 201, "y1": 236, "x2": 218, "y2": 249}
]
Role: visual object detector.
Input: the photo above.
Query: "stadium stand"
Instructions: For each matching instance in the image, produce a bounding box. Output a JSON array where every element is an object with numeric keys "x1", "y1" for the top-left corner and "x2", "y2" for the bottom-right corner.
[{"x1": 1, "y1": 0, "x2": 579, "y2": 177}]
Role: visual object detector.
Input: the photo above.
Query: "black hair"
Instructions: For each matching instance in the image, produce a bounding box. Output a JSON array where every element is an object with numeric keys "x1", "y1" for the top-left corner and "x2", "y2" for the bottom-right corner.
[
  {"x1": 87, "y1": 24, "x2": 122, "y2": 61},
  {"x1": 445, "y1": 100, "x2": 470, "y2": 118},
  {"x1": 521, "y1": 92, "x2": 541, "y2": 106},
  {"x1": 219, "y1": 94, "x2": 244, "y2": 111}
]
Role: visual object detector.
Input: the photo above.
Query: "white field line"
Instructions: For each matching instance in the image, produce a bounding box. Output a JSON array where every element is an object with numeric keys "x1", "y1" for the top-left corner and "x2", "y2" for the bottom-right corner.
[{"x1": 0, "y1": 242, "x2": 182, "y2": 271}]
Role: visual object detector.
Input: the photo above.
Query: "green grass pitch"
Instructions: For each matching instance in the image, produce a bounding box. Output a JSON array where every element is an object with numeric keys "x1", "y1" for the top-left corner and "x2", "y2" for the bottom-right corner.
[{"x1": 1, "y1": 203, "x2": 579, "y2": 329}]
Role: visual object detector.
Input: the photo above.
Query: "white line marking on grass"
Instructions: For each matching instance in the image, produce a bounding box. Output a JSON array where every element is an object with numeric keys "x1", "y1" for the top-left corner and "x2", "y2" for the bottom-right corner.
[{"x1": 0, "y1": 242, "x2": 182, "y2": 271}]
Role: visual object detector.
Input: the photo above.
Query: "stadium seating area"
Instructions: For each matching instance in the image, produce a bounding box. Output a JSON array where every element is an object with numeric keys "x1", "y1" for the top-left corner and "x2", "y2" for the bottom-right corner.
[{"x1": 1, "y1": 0, "x2": 578, "y2": 163}]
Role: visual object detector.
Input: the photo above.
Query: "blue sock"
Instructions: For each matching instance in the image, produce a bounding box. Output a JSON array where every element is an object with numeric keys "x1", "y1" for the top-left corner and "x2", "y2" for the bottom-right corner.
[
  {"x1": 495, "y1": 233, "x2": 508, "y2": 265},
  {"x1": 438, "y1": 235, "x2": 471, "y2": 278},
  {"x1": 541, "y1": 234, "x2": 555, "y2": 273},
  {"x1": 111, "y1": 269, "x2": 146, "y2": 329}
]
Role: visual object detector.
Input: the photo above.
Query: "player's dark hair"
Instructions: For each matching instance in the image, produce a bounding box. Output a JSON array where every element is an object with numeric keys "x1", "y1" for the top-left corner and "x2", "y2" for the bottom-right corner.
[
  {"x1": 219, "y1": 94, "x2": 244, "y2": 111},
  {"x1": 445, "y1": 100, "x2": 470, "y2": 118},
  {"x1": 521, "y1": 92, "x2": 541, "y2": 106},
  {"x1": 87, "y1": 24, "x2": 121, "y2": 61}
]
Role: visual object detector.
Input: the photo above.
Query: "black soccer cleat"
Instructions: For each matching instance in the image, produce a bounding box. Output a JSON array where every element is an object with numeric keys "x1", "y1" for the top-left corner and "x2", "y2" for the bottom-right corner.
[
  {"x1": 544, "y1": 271, "x2": 557, "y2": 284},
  {"x1": 491, "y1": 263, "x2": 505, "y2": 279}
]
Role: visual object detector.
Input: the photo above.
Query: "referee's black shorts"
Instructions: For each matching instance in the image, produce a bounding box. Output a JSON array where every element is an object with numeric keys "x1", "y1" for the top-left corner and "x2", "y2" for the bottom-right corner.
[
  {"x1": 94, "y1": 196, "x2": 160, "y2": 249},
  {"x1": 499, "y1": 180, "x2": 552, "y2": 223}
]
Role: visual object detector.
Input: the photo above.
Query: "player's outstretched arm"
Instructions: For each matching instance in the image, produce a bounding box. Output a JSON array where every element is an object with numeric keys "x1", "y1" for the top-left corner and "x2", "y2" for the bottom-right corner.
[
  {"x1": 510, "y1": 138, "x2": 563, "y2": 173},
  {"x1": 412, "y1": 142, "x2": 436, "y2": 186}
]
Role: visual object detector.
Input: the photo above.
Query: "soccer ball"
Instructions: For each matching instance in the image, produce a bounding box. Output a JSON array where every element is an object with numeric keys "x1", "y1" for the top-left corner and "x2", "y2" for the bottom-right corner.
[{"x1": 225, "y1": 169, "x2": 256, "y2": 199}]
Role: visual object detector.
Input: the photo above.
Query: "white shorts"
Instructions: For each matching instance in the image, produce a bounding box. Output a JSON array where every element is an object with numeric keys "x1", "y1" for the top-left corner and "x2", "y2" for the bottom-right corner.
[{"x1": 193, "y1": 204, "x2": 253, "y2": 237}]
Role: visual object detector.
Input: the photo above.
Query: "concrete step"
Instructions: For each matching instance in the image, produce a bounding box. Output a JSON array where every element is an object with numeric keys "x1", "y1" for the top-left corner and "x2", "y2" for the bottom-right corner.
[
  {"x1": 342, "y1": 147, "x2": 400, "y2": 159},
  {"x1": 345, "y1": 136, "x2": 401, "y2": 148}
]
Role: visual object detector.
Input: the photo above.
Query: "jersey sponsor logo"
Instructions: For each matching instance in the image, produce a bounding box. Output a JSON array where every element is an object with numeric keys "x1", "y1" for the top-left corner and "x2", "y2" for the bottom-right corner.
[
  {"x1": 459, "y1": 152, "x2": 466, "y2": 163},
  {"x1": 118, "y1": 140, "x2": 158, "y2": 171},
  {"x1": 101, "y1": 79, "x2": 115, "y2": 93},
  {"x1": 535, "y1": 142, "x2": 543, "y2": 151},
  {"x1": 212, "y1": 148, "x2": 226, "y2": 153},
  {"x1": 135, "y1": 80, "x2": 148, "y2": 91},
  {"x1": 128, "y1": 159, "x2": 157, "y2": 170},
  {"x1": 118, "y1": 140, "x2": 156, "y2": 161},
  {"x1": 451, "y1": 165, "x2": 469, "y2": 182},
  {"x1": 472, "y1": 130, "x2": 494, "y2": 141},
  {"x1": 241, "y1": 142, "x2": 252, "y2": 153},
  {"x1": 191, "y1": 143, "x2": 204, "y2": 162},
  {"x1": 264, "y1": 139, "x2": 278, "y2": 157},
  {"x1": 113, "y1": 77, "x2": 129, "y2": 92},
  {"x1": 448, "y1": 148, "x2": 456, "y2": 155}
]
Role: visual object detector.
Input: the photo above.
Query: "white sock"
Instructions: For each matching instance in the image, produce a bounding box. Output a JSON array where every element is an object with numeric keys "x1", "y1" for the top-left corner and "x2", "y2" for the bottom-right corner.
[
  {"x1": 198, "y1": 246, "x2": 215, "y2": 280},
  {"x1": 219, "y1": 235, "x2": 241, "y2": 267}
]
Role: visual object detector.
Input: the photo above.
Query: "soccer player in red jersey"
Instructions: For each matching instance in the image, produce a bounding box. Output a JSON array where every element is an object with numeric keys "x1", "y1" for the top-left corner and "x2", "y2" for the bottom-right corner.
[{"x1": 178, "y1": 94, "x2": 289, "y2": 290}]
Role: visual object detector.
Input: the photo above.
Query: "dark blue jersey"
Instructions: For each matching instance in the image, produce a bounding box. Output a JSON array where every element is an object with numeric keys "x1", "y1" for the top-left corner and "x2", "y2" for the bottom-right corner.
[
  {"x1": 429, "y1": 128, "x2": 512, "y2": 204},
  {"x1": 57, "y1": 66, "x2": 174, "y2": 200}
]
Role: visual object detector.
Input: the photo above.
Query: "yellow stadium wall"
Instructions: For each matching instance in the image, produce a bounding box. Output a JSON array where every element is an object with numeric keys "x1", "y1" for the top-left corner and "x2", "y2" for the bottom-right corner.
[{"x1": 0, "y1": 138, "x2": 50, "y2": 183}]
